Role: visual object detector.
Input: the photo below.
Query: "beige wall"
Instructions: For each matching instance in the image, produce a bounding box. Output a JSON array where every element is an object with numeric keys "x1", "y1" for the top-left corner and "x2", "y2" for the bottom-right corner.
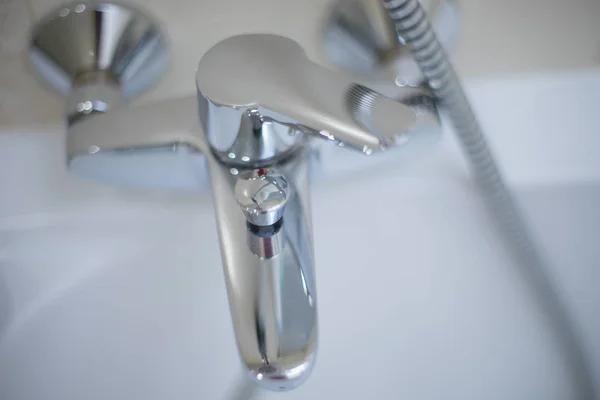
[{"x1": 1, "y1": 0, "x2": 599, "y2": 127}]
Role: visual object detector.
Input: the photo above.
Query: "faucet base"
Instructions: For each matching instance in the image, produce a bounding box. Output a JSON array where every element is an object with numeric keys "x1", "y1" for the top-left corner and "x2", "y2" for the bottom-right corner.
[{"x1": 29, "y1": 1, "x2": 169, "y2": 121}]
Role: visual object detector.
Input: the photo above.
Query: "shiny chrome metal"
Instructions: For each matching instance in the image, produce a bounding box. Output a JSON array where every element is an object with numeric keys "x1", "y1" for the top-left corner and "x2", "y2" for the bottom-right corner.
[
  {"x1": 195, "y1": 33, "x2": 440, "y2": 392},
  {"x1": 60, "y1": 95, "x2": 319, "y2": 391},
  {"x1": 207, "y1": 148, "x2": 317, "y2": 391},
  {"x1": 196, "y1": 34, "x2": 439, "y2": 165},
  {"x1": 322, "y1": 0, "x2": 459, "y2": 86},
  {"x1": 51, "y1": 31, "x2": 440, "y2": 394},
  {"x1": 235, "y1": 169, "x2": 290, "y2": 227},
  {"x1": 29, "y1": 0, "x2": 168, "y2": 122}
]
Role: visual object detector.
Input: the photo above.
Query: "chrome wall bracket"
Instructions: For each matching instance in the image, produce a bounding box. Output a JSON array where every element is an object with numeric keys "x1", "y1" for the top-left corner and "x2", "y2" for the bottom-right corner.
[
  {"x1": 28, "y1": 1, "x2": 169, "y2": 125},
  {"x1": 322, "y1": 0, "x2": 459, "y2": 87}
]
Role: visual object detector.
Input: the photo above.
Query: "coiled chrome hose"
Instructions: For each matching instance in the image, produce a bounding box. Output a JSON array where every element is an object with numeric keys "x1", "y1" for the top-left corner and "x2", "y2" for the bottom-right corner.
[{"x1": 381, "y1": 0, "x2": 597, "y2": 398}]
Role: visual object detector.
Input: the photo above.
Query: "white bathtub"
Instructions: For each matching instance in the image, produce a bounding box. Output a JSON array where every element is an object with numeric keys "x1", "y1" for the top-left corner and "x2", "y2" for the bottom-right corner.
[{"x1": 0, "y1": 71, "x2": 599, "y2": 399}]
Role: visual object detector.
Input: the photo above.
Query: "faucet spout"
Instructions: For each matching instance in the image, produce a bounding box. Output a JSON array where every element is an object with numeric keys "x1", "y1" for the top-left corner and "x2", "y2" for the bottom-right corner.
[
  {"x1": 205, "y1": 148, "x2": 317, "y2": 391},
  {"x1": 195, "y1": 33, "x2": 439, "y2": 392}
]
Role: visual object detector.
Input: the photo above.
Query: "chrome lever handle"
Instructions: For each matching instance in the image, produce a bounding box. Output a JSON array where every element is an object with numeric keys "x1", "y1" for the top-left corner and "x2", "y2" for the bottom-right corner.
[{"x1": 196, "y1": 34, "x2": 439, "y2": 166}]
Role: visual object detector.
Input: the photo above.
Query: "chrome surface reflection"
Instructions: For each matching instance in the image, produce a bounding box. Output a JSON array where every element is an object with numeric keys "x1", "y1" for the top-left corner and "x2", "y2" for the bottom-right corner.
[
  {"x1": 29, "y1": 0, "x2": 168, "y2": 120},
  {"x1": 235, "y1": 169, "x2": 290, "y2": 227},
  {"x1": 207, "y1": 149, "x2": 317, "y2": 391},
  {"x1": 322, "y1": 0, "x2": 458, "y2": 86},
  {"x1": 196, "y1": 34, "x2": 439, "y2": 166},
  {"x1": 196, "y1": 33, "x2": 440, "y2": 391}
]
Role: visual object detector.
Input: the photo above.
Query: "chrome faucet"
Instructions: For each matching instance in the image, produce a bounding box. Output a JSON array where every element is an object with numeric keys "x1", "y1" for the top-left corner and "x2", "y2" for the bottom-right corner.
[
  {"x1": 194, "y1": 34, "x2": 438, "y2": 390},
  {"x1": 28, "y1": 3, "x2": 439, "y2": 392},
  {"x1": 28, "y1": 2, "x2": 599, "y2": 398}
]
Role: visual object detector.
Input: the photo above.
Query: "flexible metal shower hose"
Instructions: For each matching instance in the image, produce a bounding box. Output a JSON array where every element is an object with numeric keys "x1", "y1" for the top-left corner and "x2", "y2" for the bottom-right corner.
[{"x1": 380, "y1": 0, "x2": 597, "y2": 398}]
